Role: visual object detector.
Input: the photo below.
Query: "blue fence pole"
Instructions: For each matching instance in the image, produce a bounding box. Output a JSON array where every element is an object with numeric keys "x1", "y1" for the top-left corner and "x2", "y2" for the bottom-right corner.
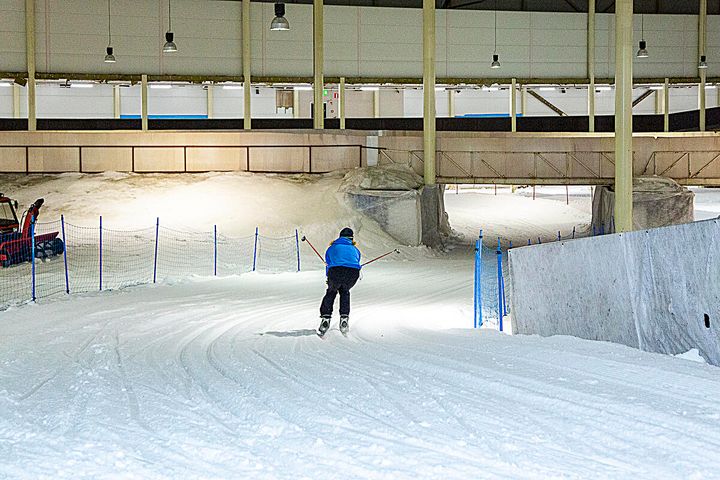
[
  {"x1": 295, "y1": 229, "x2": 301, "y2": 272},
  {"x1": 61, "y1": 215, "x2": 69, "y2": 294},
  {"x1": 496, "y1": 238, "x2": 503, "y2": 332},
  {"x1": 99, "y1": 216, "x2": 103, "y2": 291},
  {"x1": 474, "y1": 230, "x2": 483, "y2": 328},
  {"x1": 572, "y1": 226, "x2": 576, "y2": 239},
  {"x1": 31, "y1": 216, "x2": 36, "y2": 302},
  {"x1": 557, "y1": 231, "x2": 561, "y2": 241},
  {"x1": 213, "y1": 225, "x2": 218, "y2": 276},
  {"x1": 252, "y1": 227, "x2": 259, "y2": 272},
  {"x1": 153, "y1": 217, "x2": 159, "y2": 284}
]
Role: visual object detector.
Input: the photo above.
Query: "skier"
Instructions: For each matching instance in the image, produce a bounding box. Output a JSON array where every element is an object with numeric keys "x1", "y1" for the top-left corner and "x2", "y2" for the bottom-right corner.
[{"x1": 317, "y1": 227, "x2": 361, "y2": 336}]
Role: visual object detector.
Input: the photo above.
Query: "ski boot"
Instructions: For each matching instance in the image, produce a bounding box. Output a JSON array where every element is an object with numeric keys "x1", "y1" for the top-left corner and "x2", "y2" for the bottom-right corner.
[
  {"x1": 339, "y1": 315, "x2": 350, "y2": 336},
  {"x1": 317, "y1": 316, "x2": 331, "y2": 337}
]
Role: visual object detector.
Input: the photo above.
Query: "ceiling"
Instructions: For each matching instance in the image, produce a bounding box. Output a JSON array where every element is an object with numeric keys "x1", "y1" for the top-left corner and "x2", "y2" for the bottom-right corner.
[{"x1": 242, "y1": 1, "x2": 719, "y2": 14}]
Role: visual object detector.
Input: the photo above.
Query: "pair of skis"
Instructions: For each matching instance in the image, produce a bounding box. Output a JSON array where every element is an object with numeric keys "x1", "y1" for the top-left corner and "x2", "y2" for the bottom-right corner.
[{"x1": 316, "y1": 317, "x2": 349, "y2": 338}]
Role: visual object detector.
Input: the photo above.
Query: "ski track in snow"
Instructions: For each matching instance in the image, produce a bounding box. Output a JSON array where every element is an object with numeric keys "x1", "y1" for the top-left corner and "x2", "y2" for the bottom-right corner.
[{"x1": 2, "y1": 256, "x2": 720, "y2": 480}]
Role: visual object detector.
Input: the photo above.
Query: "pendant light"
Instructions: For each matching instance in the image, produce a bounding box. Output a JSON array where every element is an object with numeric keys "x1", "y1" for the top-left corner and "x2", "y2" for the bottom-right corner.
[
  {"x1": 636, "y1": 14, "x2": 648, "y2": 58},
  {"x1": 491, "y1": 2, "x2": 500, "y2": 69},
  {"x1": 163, "y1": 0, "x2": 178, "y2": 53},
  {"x1": 104, "y1": 0, "x2": 116, "y2": 63},
  {"x1": 271, "y1": 3, "x2": 290, "y2": 31}
]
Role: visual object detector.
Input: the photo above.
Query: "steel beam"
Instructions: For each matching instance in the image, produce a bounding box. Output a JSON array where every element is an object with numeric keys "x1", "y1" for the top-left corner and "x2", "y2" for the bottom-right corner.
[
  {"x1": 339, "y1": 77, "x2": 346, "y2": 128},
  {"x1": 527, "y1": 90, "x2": 567, "y2": 116},
  {"x1": 510, "y1": 78, "x2": 517, "y2": 132},
  {"x1": 313, "y1": 0, "x2": 324, "y2": 129},
  {"x1": 664, "y1": 77, "x2": 669, "y2": 132},
  {"x1": 243, "y1": 0, "x2": 251, "y2": 129},
  {"x1": 588, "y1": 0, "x2": 596, "y2": 132},
  {"x1": 699, "y1": 0, "x2": 707, "y2": 131},
  {"x1": 25, "y1": 0, "x2": 36, "y2": 131},
  {"x1": 614, "y1": 0, "x2": 633, "y2": 232},
  {"x1": 423, "y1": 0, "x2": 436, "y2": 185},
  {"x1": 141, "y1": 74, "x2": 148, "y2": 131}
]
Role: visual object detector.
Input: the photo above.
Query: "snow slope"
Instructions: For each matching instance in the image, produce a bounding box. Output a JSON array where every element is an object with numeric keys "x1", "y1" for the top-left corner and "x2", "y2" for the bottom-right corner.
[
  {"x1": 2, "y1": 264, "x2": 720, "y2": 479},
  {"x1": 1, "y1": 174, "x2": 720, "y2": 479}
]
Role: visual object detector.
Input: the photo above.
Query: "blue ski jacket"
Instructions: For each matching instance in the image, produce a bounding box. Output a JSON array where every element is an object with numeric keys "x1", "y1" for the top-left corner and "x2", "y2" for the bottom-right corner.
[{"x1": 325, "y1": 237, "x2": 361, "y2": 273}]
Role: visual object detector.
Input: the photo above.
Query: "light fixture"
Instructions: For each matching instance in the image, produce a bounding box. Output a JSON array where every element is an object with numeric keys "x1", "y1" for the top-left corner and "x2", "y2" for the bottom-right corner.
[
  {"x1": 636, "y1": 14, "x2": 648, "y2": 58},
  {"x1": 360, "y1": 86, "x2": 379, "y2": 91},
  {"x1": 270, "y1": 3, "x2": 290, "y2": 31},
  {"x1": 294, "y1": 85, "x2": 313, "y2": 91},
  {"x1": 70, "y1": 83, "x2": 95, "y2": 89},
  {"x1": 163, "y1": 0, "x2": 178, "y2": 53},
  {"x1": 104, "y1": 0, "x2": 116, "y2": 63},
  {"x1": 699, "y1": 55, "x2": 708, "y2": 69},
  {"x1": 149, "y1": 84, "x2": 172, "y2": 89},
  {"x1": 222, "y1": 84, "x2": 244, "y2": 90},
  {"x1": 538, "y1": 87, "x2": 556, "y2": 91},
  {"x1": 0, "y1": 82, "x2": 12, "y2": 87},
  {"x1": 491, "y1": 1, "x2": 500, "y2": 69}
]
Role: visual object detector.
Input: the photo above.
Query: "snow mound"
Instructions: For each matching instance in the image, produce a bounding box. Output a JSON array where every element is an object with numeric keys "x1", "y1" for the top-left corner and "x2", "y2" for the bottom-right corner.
[
  {"x1": 674, "y1": 348, "x2": 707, "y2": 363},
  {"x1": 339, "y1": 164, "x2": 423, "y2": 193}
]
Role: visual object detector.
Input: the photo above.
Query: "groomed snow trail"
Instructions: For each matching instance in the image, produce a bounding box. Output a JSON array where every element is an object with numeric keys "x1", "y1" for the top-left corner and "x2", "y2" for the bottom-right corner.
[{"x1": 2, "y1": 255, "x2": 720, "y2": 480}]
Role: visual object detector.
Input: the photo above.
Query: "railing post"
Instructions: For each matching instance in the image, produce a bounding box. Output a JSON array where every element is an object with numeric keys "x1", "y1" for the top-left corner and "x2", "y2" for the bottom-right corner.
[
  {"x1": 61, "y1": 215, "x2": 69, "y2": 294},
  {"x1": 214, "y1": 224, "x2": 218, "y2": 276},
  {"x1": 99, "y1": 215, "x2": 103, "y2": 291},
  {"x1": 252, "y1": 227, "x2": 259, "y2": 272},
  {"x1": 496, "y1": 237, "x2": 503, "y2": 332},
  {"x1": 295, "y1": 229, "x2": 301, "y2": 272},
  {"x1": 153, "y1": 217, "x2": 159, "y2": 283},
  {"x1": 31, "y1": 216, "x2": 36, "y2": 302}
]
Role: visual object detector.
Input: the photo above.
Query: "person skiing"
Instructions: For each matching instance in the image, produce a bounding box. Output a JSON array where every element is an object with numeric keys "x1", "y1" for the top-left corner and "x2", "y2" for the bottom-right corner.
[{"x1": 318, "y1": 227, "x2": 361, "y2": 336}]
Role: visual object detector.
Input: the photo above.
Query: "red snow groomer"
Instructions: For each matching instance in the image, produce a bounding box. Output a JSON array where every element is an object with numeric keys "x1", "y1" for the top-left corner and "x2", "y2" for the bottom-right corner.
[{"x1": 0, "y1": 194, "x2": 64, "y2": 268}]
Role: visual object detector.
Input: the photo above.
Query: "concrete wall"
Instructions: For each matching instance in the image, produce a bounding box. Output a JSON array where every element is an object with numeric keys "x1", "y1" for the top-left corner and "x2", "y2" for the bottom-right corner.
[
  {"x1": 0, "y1": 130, "x2": 367, "y2": 172},
  {"x1": 508, "y1": 219, "x2": 720, "y2": 366}
]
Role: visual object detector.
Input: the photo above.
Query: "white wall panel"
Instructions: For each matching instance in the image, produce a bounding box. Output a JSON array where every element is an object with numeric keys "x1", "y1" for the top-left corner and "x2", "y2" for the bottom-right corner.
[
  {"x1": 36, "y1": 83, "x2": 113, "y2": 118},
  {"x1": 0, "y1": 0, "x2": 26, "y2": 72},
  {"x1": 0, "y1": 85, "x2": 13, "y2": 117}
]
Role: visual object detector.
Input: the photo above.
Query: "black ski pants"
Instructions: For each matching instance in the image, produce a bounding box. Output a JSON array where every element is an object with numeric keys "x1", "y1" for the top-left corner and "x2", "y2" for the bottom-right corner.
[{"x1": 320, "y1": 266, "x2": 360, "y2": 317}]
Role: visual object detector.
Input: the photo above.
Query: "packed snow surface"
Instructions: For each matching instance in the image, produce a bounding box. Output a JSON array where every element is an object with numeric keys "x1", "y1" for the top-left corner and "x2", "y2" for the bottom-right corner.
[{"x1": 1, "y1": 173, "x2": 720, "y2": 479}]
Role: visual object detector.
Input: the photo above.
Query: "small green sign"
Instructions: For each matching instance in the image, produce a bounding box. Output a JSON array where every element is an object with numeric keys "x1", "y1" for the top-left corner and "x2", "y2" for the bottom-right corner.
[{"x1": 323, "y1": 89, "x2": 328, "y2": 96}]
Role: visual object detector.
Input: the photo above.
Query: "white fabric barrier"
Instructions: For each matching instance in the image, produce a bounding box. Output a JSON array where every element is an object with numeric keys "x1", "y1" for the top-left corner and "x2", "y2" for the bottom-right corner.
[{"x1": 508, "y1": 219, "x2": 720, "y2": 366}]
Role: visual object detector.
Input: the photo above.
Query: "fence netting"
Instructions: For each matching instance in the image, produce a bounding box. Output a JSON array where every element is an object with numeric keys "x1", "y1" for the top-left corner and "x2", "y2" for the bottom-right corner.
[{"x1": 1, "y1": 218, "x2": 302, "y2": 311}]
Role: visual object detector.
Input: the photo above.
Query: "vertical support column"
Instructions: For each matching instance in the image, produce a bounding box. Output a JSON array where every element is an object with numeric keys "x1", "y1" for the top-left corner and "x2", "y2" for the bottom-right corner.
[
  {"x1": 587, "y1": 0, "x2": 596, "y2": 132},
  {"x1": 113, "y1": 85, "x2": 121, "y2": 119},
  {"x1": 207, "y1": 84, "x2": 214, "y2": 119},
  {"x1": 141, "y1": 74, "x2": 148, "y2": 131},
  {"x1": 654, "y1": 89, "x2": 662, "y2": 114},
  {"x1": 292, "y1": 88, "x2": 299, "y2": 118},
  {"x1": 520, "y1": 85, "x2": 527, "y2": 116},
  {"x1": 25, "y1": 0, "x2": 36, "y2": 131},
  {"x1": 699, "y1": 0, "x2": 707, "y2": 132},
  {"x1": 13, "y1": 84, "x2": 20, "y2": 118},
  {"x1": 339, "y1": 76, "x2": 346, "y2": 129},
  {"x1": 373, "y1": 89, "x2": 380, "y2": 118},
  {"x1": 313, "y1": 0, "x2": 324, "y2": 129},
  {"x1": 422, "y1": 0, "x2": 436, "y2": 186},
  {"x1": 614, "y1": 0, "x2": 633, "y2": 232},
  {"x1": 243, "y1": 0, "x2": 251, "y2": 129},
  {"x1": 510, "y1": 78, "x2": 517, "y2": 132},
  {"x1": 448, "y1": 89, "x2": 455, "y2": 118},
  {"x1": 664, "y1": 77, "x2": 670, "y2": 132}
]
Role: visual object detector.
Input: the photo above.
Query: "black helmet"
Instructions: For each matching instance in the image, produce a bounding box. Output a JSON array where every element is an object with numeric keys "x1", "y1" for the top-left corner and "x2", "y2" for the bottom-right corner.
[{"x1": 339, "y1": 227, "x2": 354, "y2": 238}]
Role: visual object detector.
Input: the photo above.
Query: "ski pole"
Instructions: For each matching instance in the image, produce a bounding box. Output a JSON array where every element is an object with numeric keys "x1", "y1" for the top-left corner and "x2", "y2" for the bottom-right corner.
[
  {"x1": 361, "y1": 248, "x2": 400, "y2": 267},
  {"x1": 300, "y1": 235, "x2": 325, "y2": 263}
]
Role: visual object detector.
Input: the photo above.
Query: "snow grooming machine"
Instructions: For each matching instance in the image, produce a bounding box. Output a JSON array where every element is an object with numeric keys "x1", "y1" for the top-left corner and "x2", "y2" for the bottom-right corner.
[{"x1": 0, "y1": 195, "x2": 64, "y2": 268}]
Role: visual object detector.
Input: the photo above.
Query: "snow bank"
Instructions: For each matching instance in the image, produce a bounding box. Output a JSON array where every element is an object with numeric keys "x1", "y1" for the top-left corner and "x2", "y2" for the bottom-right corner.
[{"x1": 509, "y1": 218, "x2": 720, "y2": 366}]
